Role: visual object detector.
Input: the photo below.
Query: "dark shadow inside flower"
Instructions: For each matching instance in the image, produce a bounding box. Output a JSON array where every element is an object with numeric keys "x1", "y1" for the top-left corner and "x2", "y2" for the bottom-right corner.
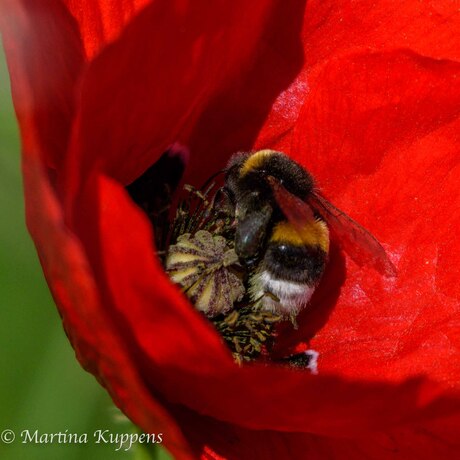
[{"x1": 126, "y1": 146, "x2": 189, "y2": 251}]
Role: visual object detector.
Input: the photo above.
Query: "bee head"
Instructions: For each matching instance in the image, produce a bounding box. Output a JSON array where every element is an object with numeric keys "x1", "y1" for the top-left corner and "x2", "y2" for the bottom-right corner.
[
  {"x1": 234, "y1": 199, "x2": 273, "y2": 267},
  {"x1": 224, "y1": 153, "x2": 273, "y2": 266}
]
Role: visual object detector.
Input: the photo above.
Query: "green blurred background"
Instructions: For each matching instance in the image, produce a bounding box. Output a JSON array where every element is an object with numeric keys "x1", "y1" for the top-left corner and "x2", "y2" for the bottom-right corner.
[{"x1": 0, "y1": 47, "x2": 171, "y2": 459}]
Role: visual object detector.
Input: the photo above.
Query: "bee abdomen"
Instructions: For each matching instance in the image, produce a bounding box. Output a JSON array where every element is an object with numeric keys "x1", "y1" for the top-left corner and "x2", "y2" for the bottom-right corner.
[
  {"x1": 249, "y1": 243, "x2": 327, "y2": 317},
  {"x1": 264, "y1": 243, "x2": 327, "y2": 284}
]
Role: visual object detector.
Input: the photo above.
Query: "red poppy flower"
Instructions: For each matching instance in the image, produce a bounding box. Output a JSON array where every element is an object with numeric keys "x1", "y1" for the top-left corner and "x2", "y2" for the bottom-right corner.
[{"x1": 2, "y1": 1, "x2": 460, "y2": 458}]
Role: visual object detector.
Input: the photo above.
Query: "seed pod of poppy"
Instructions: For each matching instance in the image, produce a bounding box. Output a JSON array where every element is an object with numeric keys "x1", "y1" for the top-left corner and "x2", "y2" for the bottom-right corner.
[{"x1": 165, "y1": 230, "x2": 244, "y2": 316}]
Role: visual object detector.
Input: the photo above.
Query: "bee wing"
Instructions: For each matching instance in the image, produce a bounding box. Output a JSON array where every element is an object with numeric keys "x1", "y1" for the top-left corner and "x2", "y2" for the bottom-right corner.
[
  {"x1": 266, "y1": 175, "x2": 316, "y2": 226},
  {"x1": 308, "y1": 192, "x2": 397, "y2": 277},
  {"x1": 267, "y1": 176, "x2": 396, "y2": 277}
]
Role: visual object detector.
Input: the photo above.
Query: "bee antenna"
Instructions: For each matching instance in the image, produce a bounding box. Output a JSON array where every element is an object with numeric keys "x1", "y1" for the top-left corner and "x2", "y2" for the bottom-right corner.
[{"x1": 199, "y1": 168, "x2": 226, "y2": 191}]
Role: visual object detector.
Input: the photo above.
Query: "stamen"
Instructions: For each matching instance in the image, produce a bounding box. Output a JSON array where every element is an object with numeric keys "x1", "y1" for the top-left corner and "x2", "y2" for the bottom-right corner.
[
  {"x1": 214, "y1": 306, "x2": 282, "y2": 364},
  {"x1": 164, "y1": 181, "x2": 284, "y2": 363}
]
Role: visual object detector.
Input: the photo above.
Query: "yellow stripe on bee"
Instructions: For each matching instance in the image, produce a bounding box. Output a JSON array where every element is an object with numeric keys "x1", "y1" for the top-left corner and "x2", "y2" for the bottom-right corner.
[
  {"x1": 271, "y1": 220, "x2": 329, "y2": 252},
  {"x1": 240, "y1": 150, "x2": 276, "y2": 176}
]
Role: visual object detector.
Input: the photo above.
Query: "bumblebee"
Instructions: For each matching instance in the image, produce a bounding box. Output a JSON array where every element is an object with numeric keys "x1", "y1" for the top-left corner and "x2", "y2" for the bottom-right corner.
[{"x1": 224, "y1": 150, "x2": 396, "y2": 317}]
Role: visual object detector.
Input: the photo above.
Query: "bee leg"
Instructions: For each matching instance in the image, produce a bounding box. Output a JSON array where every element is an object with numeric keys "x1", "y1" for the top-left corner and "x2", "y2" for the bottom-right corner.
[
  {"x1": 289, "y1": 312, "x2": 299, "y2": 329},
  {"x1": 251, "y1": 291, "x2": 281, "y2": 309},
  {"x1": 265, "y1": 291, "x2": 280, "y2": 302}
]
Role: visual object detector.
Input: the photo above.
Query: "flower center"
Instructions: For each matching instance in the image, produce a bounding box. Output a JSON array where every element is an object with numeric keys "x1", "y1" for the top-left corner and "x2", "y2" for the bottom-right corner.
[{"x1": 126, "y1": 148, "x2": 317, "y2": 367}]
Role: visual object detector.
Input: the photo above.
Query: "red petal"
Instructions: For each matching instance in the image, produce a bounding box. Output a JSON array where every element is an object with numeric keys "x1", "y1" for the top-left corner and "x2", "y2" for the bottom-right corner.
[
  {"x1": 174, "y1": 405, "x2": 460, "y2": 459},
  {"x1": 0, "y1": 0, "x2": 83, "y2": 170},
  {"x1": 253, "y1": 0, "x2": 460, "y2": 156},
  {"x1": 63, "y1": 0, "x2": 151, "y2": 59},
  {"x1": 185, "y1": 1, "x2": 307, "y2": 186},
  {"x1": 66, "y1": 170, "x2": 460, "y2": 436},
  {"x1": 22, "y1": 153, "x2": 193, "y2": 459},
  {"x1": 292, "y1": 51, "x2": 460, "y2": 195},
  {"x1": 72, "y1": 172, "x2": 231, "y2": 371},
  {"x1": 62, "y1": 0, "x2": 303, "y2": 204},
  {"x1": 284, "y1": 50, "x2": 460, "y2": 387},
  {"x1": 303, "y1": 1, "x2": 460, "y2": 68}
]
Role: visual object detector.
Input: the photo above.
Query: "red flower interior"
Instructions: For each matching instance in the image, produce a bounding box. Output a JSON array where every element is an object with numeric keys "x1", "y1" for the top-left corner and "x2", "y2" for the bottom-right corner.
[{"x1": 2, "y1": 0, "x2": 460, "y2": 458}]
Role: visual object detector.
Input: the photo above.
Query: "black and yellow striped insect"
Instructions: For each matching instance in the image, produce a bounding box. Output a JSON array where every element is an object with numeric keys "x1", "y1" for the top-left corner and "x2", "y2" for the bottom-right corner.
[{"x1": 224, "y1": 150, "x2": 396, "y2": 318}]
